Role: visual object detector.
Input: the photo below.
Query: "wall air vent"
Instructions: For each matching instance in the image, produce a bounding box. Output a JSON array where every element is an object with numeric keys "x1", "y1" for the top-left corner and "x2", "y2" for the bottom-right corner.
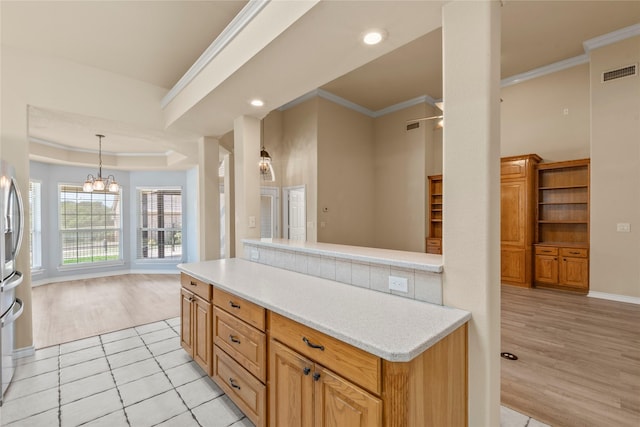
[
  {"x1": 406, "y1": 122, "x2": 420, "y2": 131},
  {"x1": 602, "y1": 64, "x2": 637, "y2": 82}
]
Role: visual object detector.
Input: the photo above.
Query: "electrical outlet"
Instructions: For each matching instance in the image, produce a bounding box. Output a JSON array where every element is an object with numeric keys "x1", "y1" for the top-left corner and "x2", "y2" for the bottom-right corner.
[
  {"x1": 389, "y1": 276, "x2": 408, "y2": 293},
  {"x1": 249, "y1": 216, "x2": 256, "y2": 228}
]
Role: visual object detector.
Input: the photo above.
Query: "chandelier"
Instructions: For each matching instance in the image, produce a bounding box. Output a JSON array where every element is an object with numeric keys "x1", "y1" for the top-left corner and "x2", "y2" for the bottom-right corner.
[
  {"x1": 83, "y1": 134, "x2": 119, "y2": 192},
  {"x1": 259, "y1": 145, "x2": 275, "y2": 182}
]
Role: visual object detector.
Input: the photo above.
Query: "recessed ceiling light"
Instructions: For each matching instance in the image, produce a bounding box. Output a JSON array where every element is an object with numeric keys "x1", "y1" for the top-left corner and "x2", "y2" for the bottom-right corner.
[
  {"x1": 363, "y1": 30, "x2": 385, "y2": 45},
  {"x1": 250, "y1": 99, "x2": 264, "y2": 107}
]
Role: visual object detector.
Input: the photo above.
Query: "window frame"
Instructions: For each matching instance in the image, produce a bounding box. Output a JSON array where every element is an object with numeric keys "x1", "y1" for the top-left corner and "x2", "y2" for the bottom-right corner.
[
  {"x1": 136, "y1": 187, "x2": 183, "y2": 263},
  {"x1": 57, "y1": 183, "x2": 124, "y2": 269},
  {"x1": 29, "y1": 179, "x2": 43, "y2": 272}
]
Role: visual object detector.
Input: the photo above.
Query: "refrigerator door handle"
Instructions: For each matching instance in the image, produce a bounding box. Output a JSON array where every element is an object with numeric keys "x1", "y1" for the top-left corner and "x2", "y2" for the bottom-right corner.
[
  {"x1": 1, "y1": 298, "x2": 23, "y2": 327},
  {"x1": 0, "y1": 271, "x2": 23, "y2": 293}
]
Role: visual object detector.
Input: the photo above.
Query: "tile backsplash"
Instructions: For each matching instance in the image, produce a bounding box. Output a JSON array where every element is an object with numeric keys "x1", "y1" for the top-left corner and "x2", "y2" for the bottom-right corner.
[{"x1": 243, "y1": 243, "x2": 443, "y2": 305}]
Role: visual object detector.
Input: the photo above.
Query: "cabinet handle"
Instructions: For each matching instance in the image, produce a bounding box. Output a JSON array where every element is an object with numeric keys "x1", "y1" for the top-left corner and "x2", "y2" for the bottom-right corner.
[
  {"x1": 302, "y1": 337, "x2": 325, "y2": 351},
  {"x1": 569, "y1": 251, "x2": 580, "y2": 255},
  {"x1": 313, "y1": 372, "x2": 321, "y2": 382},
  {"x1": 229, "y1": 378, "x2": 241, "y2": 390},
  {"x1": 229, "y1": 335, "x2": 241, "y2": 344},
  {"x1": 229, "y1": 301, "x2": 241, "y2": 309},
  {"x1": 303, "y1": 367, "x2": 311, "y2": 376},
  {"x1": 189, "y1": 281, "x2": 197, "y2": 286},
  {"x1": 188, "y1": 297, "x2": 194, "y2": 302},
  {"x1": 563, "y1": 258, "x2": 567, "y2": 261},
  {"x1": 542, "y1": 250, "x2": 552, "y2": 253}
]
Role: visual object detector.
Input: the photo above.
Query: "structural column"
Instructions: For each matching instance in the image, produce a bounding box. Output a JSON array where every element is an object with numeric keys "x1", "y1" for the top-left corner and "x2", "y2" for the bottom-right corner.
[
  {"x1": 442, "y1": 1, "x2": 501, "y2": 425},
  {"x1": 198, "y1": 136, "x2": 221, "y2": 260},
  {"x1": 234, "y1": 115, "x2": 261, "y2": 256}
]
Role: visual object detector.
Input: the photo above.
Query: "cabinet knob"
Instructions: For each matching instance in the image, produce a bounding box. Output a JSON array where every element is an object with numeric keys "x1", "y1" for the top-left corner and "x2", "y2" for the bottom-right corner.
[
  {"x1": 313, "y1": 372, "x2": 321, "y2": 382},
  {"x1": 554, "y1": 258, "x2": 557, "y2": 261},
  {"x1": 303, "y1": 367, "x2": 311, "y2": 376},
  {"x1": 229, "y1": 378, "x2": 241, "y2": 390},
  {"x1": 229, "y1": 335, "x2": 241, "y2": 344}
]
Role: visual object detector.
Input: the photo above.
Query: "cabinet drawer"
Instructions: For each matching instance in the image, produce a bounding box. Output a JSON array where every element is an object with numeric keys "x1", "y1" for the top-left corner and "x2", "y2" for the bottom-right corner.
[
  {"x1": 214, "y1": 288, "x2": 266, "y2": 332},
  {"x1": 560, "y1": 248, "x2": 588, "y2": 258},
  {"x1": 269, "y1": 312, "x2": 381, "y2": 396},
  {"x1": 213, "y1": 307, "x2": 266, "y2": 382},
  {"x1": 181, "y1": 273, "x2": 212, "y2": 301},
  {"x1": 213, "y1": 347, "x2": 266, "y2": 427},
  {"x1": 535, "y1": 246, "x2": 558, "y2": 256}
]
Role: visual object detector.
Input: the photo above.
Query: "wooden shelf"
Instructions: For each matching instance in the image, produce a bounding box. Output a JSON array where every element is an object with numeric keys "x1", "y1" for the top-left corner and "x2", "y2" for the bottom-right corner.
[
  {"x1": 430, "y1": 219, "x2": 442, "y2": 223},
  {"x1": 427, "y1": 175, "x2": 443, "y2": 254},
  {"x1": 538, "y1": 220, "x2": 588, "y2": 224},
  {"x1": 538, "y1": 202, "x2": 587, "y2": 205},
  {"x1": 539, "y1": 185, "x2": 588, "y2": 190}
]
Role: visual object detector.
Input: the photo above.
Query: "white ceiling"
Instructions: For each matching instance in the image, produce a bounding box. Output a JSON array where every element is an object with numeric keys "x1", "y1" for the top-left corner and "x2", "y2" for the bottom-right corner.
[{"x1": 2, "y1": 1, "x2": 639, "y2": 167}]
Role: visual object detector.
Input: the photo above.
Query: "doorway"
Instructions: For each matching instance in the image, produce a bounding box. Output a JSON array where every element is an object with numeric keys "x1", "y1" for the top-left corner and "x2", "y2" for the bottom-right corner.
[
  {"x1": 282, "y1": 186, "x2": 306, "y2": 241},
  {"x1": 260, "y1": 187, "x2": 279, "y2": 239}
]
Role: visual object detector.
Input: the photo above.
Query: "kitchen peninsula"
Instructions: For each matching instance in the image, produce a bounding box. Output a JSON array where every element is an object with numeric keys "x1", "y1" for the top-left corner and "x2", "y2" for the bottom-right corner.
[{"x1": 178, "y1": 250, "x2": 470, "y2": 427}]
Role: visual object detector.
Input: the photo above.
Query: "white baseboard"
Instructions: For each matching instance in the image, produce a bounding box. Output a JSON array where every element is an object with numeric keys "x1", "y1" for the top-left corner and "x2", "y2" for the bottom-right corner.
[
  {"x1": 31, "y1": 269, "x2": 180, "y2": 287},
  {"x1": 14, "y1": 346, "x2": 36, "y2": 359},
  {"x1": 588, "y1": 291, "x2": 640, "y2": 305}
]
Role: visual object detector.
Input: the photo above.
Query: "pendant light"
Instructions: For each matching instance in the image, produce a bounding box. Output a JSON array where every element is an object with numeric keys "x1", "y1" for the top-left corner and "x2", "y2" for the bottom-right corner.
[
  {"x1": 83, "y1": 134, "x2": 119, "y2": 193},
  {"x1": 259, "y1": 120, "x2": 275, "y2": 182}
]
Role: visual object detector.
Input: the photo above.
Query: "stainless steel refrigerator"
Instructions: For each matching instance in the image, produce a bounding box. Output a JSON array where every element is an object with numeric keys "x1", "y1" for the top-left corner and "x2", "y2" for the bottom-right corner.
[{"x1": 0, "y1": 160, "x2": 25, "y2": 405}]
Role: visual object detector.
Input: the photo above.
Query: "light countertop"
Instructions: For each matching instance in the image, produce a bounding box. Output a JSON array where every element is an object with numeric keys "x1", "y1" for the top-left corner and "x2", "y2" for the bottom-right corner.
[
  {"x1": 178, "y1": 258, "x2": 469, "y2": 362},
  {"x1": 243, "y1": 238, "x2": 443, "y2": 273}
]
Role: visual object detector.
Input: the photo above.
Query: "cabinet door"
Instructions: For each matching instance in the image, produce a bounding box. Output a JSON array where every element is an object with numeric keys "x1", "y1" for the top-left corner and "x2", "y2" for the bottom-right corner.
[
  {"x1": 269, "y1": 340, "x2": 314, "y2": 427},
  {"x1": 180, "y1": 288, "x2": 194, "y2": 356},
  {"x1": 534, "y1": 254, "x2": 558, "y2": 285},
  {"x1": 314, "y1": 366, "x2": 382, "y2": 427},
  {"x1": 560, "y1": 256, "x2": 588, "y2": 290},
  {"x1": 193, "y1": 295, "x2": 212, "y2": 374},
  {"x1": 501, "y1": 248, "x2": 526, "y2": 285},
  {"x1": 501, "y1": 181, "x2": 526, "y2": 247}
]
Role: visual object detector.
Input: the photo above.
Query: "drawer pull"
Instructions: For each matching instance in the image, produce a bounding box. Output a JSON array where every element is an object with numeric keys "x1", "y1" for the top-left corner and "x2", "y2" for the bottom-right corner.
[
  {"x1": 189, "y1": 281, "x2": 197, "y2": 286},
  {"x1": 229, "y1": 301, "x2": 241, "y2": 309},
  {"x1": 303, "y1": 367, "x2": 311, "y2": 376},
  {"x1": 229, "y1": 378, "x2": 241, "y2": 390},
  {"x1": 229, "y1": 335, "x2": 241, "y2": 344},
  {"x1": 569, "y1": 251, "x2": 581, "y2": 255},
  {"x1": 302, "y1": 337, "x2": 325, "y2": 351},
  {"x1": 188, "y1": 297, "x2": 194, "y2": 302},
  {"x1": 313, "y1": 372, "x2": 321, "y2": 382},
  {"x1": 542, "y1": 250, "x2": 552, "y2": 253}
]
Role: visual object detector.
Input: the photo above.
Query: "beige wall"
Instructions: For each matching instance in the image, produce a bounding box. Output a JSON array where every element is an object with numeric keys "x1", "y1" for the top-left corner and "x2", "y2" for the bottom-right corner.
[
  {"x1": 590, "y1": 36, "x2": 640, "y2": 299},
  {"x1": 317, "y1": 98, "x2": 375, "y2": 247},
  {"x1": 281, "y1": 98, "x2": 319, "y2": 242},
  {"x1": 501, "y1": 64, "x2": 591, "y2": 161},
  {"x1": 373, "y1": 103, "x2": 430, "y2": 252}
]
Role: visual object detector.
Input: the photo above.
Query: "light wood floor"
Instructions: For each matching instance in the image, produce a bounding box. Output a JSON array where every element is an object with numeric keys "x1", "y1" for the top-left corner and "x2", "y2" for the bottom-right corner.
[
  {"x1": 32, "y1": 274, "x2": 180, "y2": 349},
  {"x1": 501, "y1": 285, "x2": 640, "y2": 427}
]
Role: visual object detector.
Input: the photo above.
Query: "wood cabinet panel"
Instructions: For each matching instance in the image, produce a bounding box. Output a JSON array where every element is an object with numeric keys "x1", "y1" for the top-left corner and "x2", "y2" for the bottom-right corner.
[
  {"x1": 534, "y1": 254, "x2": 558, "y2": 285},
  {"x1": 213, "y1": 347, "x2": 266, "y2": 427},
  {"x1": 501, "y1": 249, "x2": 526, "y2": 285},
  {"x1": 269, "y1": 339, "x2": 314, "y2": 427},
  {"x1": 269, "y1": 312, "x2": 381, "y2": 396},
  {"x1": 214, "y1": 288, "x2": 266, "y2": 331},
  {"x1": 180, "y1": 288, "x2": 193, "y2": 355},
  {"x1": 193, "y1": 295, "x2": 212, "y2": 375},
  {"x1": 500, "y1": 159, "x2": 527, "y2": 179},
  {"x1": 213, "y1": 307, "x2": 266, "y2": 382},
  {"x1": 501, "y1": 182, "x2": 526, "y2": 246},
  {"x1": 314, "y1": 365, "x2": 382, "y2": 427},
  {"x1": 559, "y1": 256, "x2": 589, "y2": 290},
  {"x1": 180, "y1": 272, "x2": 212, "y2": 301}
]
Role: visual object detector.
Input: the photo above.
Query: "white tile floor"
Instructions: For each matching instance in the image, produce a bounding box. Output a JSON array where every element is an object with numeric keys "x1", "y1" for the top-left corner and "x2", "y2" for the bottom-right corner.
[
  {"x1": 3, "y1": 316, "x2": 548, "y2": 427},
  {"x1": 3, "y1": 318, "x2": 252, "y2": 427}
]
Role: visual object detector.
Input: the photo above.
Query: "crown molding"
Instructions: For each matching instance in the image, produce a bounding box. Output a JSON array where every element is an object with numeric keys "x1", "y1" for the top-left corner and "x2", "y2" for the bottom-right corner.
[
  {"x1": 160, "y1": 0, "x2": 270, "y2": 109},
  {"x1": 583, "y1": 23, "x2": 640, "y2": 52},
  {"x1": 317, "y1": 89, "x2": 376, "y2": 117},
  {"x1": 500, "y1": 54, "x2": 589, "y2": 88},
  {"x1": 372, "y1": 95, "x2": 437, "y2": 118},
  {"x1": 29, "y1": 137, "x2": 171, "y2": 157}
]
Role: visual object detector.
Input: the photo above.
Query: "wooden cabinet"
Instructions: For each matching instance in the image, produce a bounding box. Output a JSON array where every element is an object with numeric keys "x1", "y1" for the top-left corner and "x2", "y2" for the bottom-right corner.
[
  {"x1": 269, "y1": 335, "x2": 382, "y2": 427},
  {"x1": 268, "y1": 311, "x2": 466, "y2": 427},
  {"x1": 427, "y1": 175, "x2": 443, "y2": 254},
  {"x1": 500, "y1": 154, "x2": 541, "y2": 287},
  {"x1": 534, "y1": 159, "x2": 590, "y2": 292},
  {"x1": 180, "y1": 273, "x2": 212, "y2": 375},
  {"x1": 212, "y1": 287, "x2": 267, "y2": 427}
]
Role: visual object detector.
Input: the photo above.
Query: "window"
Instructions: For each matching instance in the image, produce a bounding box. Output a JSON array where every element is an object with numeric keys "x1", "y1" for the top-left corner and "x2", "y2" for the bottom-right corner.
[
  {"x1": 137, "y1": 188, "x2": 182, "y2": 260},
  {"x1": 29, "y1": 180, "x2": 42, "y2": 270},
  {"x1": 59, "y1": 184, "x2": 122, "y2": 265}
]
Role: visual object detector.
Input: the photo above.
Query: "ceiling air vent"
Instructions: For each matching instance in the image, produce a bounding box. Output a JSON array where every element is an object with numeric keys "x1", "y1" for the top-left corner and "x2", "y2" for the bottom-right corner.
[{"x1": 602, "y1": 64, "x2": 637, "y2": 82}]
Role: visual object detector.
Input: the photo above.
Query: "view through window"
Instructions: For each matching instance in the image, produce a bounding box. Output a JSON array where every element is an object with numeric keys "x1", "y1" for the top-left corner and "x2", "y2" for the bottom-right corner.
[
  {"x1": 29, "y1": 180, "x2": 42, "y2": 269},
  {"x1": 137, "y1": 188, "x2": 182, "y2": 260},
  {"x1": 59, "y1": 184, "x2": 122, "y2": 265}
]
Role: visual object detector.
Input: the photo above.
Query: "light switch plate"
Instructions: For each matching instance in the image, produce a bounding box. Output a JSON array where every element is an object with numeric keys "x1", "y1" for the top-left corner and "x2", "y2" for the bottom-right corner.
[
  {"x1": 249, "y1": 216, "x2": 256, "y2": 228},
  {"x1": 617, "y1": 223, "x2": 631, "y2": 232},
  {"x1": 389, "y1": 276, "x2": 408, "y2": 293}
]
